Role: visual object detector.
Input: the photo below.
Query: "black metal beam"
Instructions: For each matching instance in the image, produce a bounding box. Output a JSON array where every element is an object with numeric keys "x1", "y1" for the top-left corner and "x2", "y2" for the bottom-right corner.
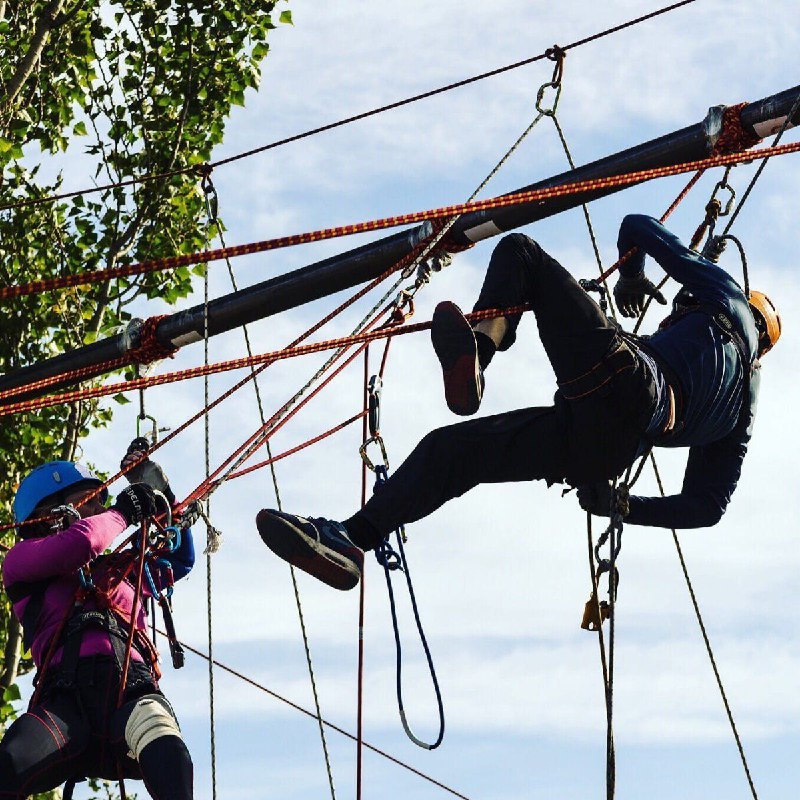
[{"x1": 2, "y1": 86, "x2": 798, "y2": 400}]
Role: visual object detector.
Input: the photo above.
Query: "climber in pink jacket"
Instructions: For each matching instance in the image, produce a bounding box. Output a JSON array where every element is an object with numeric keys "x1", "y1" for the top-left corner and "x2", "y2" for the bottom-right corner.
[{"x1": 0, "y1": 451, "x2": 194, "y2": 800}]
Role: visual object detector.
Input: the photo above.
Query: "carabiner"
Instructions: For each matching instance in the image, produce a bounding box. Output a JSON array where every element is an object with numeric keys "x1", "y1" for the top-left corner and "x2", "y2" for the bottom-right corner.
[
  {"x1": 360, "y1": 435, "x2": 389, "y2": 472},
  {"x1": 712, "y1": 179, "x2": 736, "y2": 217},
  {"x1": 535, "y1": 80, "x2": 562, "y2": 117},
  {"x1": 367, "y1": 375, "x2": 382, "y2": 438}
]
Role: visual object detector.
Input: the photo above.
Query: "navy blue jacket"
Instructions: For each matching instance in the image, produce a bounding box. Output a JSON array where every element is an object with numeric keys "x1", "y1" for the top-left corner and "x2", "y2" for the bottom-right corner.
[{"x1": 617, "y1": 215, "x2": 760, "y2": 528}]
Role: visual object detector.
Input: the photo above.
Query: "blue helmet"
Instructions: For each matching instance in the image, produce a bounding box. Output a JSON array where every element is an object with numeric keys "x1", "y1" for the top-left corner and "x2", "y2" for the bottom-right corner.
[{"x1": 13, "y1": 461, "x2": 108, "y2": 526}]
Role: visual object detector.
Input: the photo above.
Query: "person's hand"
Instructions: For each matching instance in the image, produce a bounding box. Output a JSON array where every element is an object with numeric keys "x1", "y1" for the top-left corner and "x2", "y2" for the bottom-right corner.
[
  {"x1": 112, "y1": 483, "x2": 158, "y2": 526},
  {"x1": 613, "y1": 273, "x2": 667, "y2": 318},
  {"x1": 577, "y1": 480, "x2": 614, "y2": 517}
]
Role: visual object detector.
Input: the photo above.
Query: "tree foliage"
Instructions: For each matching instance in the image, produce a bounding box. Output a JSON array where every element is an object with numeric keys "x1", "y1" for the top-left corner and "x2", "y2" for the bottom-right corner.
[{"x1": 0, "y1": 0, "x2": 290, "y2": 792}]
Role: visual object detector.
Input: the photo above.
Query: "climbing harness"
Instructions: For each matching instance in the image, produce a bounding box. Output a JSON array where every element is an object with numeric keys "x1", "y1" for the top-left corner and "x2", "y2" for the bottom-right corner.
[{"x1": 360, "y1": 375, "x2": 445, "y2": 750}]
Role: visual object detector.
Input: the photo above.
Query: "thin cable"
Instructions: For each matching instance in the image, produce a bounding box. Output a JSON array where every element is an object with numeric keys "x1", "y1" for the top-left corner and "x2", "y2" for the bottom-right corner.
[
  {"x1": 649, "y1": 454, "x2": 758, "y2": 799},
  {"x1": 205, "y1": 178, "x2": 337, "y2": 798},
  {"x1": 357, "y1": 348, "x2": 370, "y2": 800},
  {"x1": 0, "y1": 0, "x2": 700, "y2": 213},
  {"x1": 202, "y1": 228, "x2": 218, "y2": 800},
  {"x1": 166, "y1": 635, "x2": 473, "y2": 799}
]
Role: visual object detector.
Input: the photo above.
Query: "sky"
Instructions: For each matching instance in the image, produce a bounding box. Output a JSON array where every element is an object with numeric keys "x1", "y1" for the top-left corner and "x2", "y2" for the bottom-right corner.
[{"x1": 11, "y1": 1, "x2": 800, "y2": 798}]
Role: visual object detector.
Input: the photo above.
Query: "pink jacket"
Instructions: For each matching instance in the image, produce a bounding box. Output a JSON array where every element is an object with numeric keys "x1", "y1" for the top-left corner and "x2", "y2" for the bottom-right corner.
[{"x1": 3, "y1": 510, "x2": 153, "y2": 670}]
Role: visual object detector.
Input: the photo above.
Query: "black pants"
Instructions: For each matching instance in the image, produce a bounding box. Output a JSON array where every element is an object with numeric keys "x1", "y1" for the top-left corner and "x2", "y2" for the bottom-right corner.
[
  {"x1": 0, "y1": 658, "x2": 193, "y2": 799},
  {"x1": 354, "y1": 234, "x2": 656, "y2": 541}
]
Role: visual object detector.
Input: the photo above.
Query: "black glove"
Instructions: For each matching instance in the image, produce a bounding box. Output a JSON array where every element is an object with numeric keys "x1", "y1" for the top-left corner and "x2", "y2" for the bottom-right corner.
[
  {"x1": 577, "y1": 480, "x2": 614, "y2": 517},
  {"x1": 112, "y1": 483, "x2": 158, "y2": 526},
  {"x1": 613, "y1": 273, "x2": 667, "y2": 318},
  {"x1": 121, "y1": 439, "x2": 175, "y2": 504}
]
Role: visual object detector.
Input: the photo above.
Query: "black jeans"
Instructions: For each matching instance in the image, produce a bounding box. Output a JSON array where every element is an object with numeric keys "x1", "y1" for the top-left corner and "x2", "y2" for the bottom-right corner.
[
  {"x1": 354, "y1": 233, "x2": 656, "y2": 541},
  {"x1": 0, "y1": 658, "x2": 193, "y2": 799}
]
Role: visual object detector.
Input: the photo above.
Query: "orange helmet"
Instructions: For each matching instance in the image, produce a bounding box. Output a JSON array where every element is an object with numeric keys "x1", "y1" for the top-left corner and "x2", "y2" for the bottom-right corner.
[{"x1": 748, "y1": 290, "x2": 781, "y2": 357}]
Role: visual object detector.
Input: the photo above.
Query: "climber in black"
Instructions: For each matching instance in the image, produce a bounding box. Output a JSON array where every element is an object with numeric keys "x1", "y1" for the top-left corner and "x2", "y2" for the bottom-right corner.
[{"x1": 255, "y1": 214, "x2": 780, "y2": 590}]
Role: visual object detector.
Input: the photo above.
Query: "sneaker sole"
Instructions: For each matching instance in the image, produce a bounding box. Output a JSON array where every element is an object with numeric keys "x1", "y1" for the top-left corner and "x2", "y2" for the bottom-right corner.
[
  {"x1": 256, "y1": 510, "x2": 362, "y2": 591},
  {"x1": 431, "y1": 301, "x2": 482, "y2": 416}
]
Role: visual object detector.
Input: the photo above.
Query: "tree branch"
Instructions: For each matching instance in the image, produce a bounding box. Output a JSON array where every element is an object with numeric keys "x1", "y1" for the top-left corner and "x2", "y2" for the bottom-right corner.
[
  {"x1": 1, "y1": 0, "x2": 66, "y2": 111},
  {"x1": 0, "y1": 615, "x2": 22, "y2": 691}
]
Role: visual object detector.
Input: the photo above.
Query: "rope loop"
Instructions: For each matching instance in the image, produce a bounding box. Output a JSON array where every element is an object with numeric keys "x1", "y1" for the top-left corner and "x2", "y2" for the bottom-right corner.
[
  {"x1": 375, "y1": 539, "x2": 403, "y2": 572},
  {"x1": 369, "y1": 463, "x2": 445, "y2": 750},
  {"x1": 544, "y1": 44, "x2": 566, "y2": 83}
]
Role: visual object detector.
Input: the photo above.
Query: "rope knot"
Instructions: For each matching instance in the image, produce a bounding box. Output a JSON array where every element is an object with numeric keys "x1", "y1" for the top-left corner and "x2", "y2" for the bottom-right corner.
[
  {"x1": 195, "y1": 163, "x2": 213, "y2": 180},
  {"x1": 126, "y1": 316, "x2": 179, "y2": 365},
  {"x1": 544, "y1": 44, "x2": 566, "y2": 83},
  {"x1": 711, "y1": 102, "x2": 761, "y2": 156}
]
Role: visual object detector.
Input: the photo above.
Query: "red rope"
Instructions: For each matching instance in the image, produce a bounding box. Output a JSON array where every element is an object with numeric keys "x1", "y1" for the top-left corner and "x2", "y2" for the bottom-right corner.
[
  {"x1": 224, "y1": 411, "x2": 367, "y2": 482},
  {"x1": 0, "y1": 306, "x2": 526, "y2": 415},
  {"x1": 1, "y1": 251, "x2": 423, "y2": 535},
  {"x1": 3, "y1": 140, "x2": 796, "y2": 303},
  {"x1": 127, "y1": 315, "x2": 179, "y2": 364},
  {"x1": 117, "y1": 521, "x2": 149, "y2": 707},
  {"x1": 712, "y1": 103, "x2": 761, "y2": 155}
]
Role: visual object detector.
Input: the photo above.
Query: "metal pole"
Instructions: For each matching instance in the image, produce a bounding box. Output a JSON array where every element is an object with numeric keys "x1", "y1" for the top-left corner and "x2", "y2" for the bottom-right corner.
[{"x1": 1, "y1": 87, "x2": 797, "y2": 398}]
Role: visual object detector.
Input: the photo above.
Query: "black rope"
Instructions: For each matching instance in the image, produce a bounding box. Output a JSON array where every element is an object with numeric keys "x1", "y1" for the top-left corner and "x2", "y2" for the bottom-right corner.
[
  {"x1": 373, "y1": 467, "x2": 445, "y2": 750},
  {"x1": 649, "y1": 454, "x2": 759, "y2": 799},
  {"x1": 0, "y1": 0, "x2": 700, "y2": 212}
]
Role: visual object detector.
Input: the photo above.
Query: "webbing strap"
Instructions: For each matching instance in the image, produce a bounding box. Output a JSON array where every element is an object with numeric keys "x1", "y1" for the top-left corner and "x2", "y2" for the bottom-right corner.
[
  {"x1": 557, "y1": 340, "x2": 637, "y2": 401},
  {"x1": 5, "y1": 579, "x2": 52, "y2": 652}
]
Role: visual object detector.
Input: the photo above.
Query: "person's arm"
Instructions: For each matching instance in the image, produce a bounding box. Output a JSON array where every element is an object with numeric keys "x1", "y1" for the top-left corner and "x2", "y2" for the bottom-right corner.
[
  {"x1": 2, "y1": 510, "x2": 127, "y2": 586},
  {"x1": 626, "y1": 437, "x2": 746, "y2": 527},
  {"x1": 626, "y1": 373, "x2": 758, "y2": 528},
  {"x1": 617, "y1": 214, "x2": 741, "y2": 294}
]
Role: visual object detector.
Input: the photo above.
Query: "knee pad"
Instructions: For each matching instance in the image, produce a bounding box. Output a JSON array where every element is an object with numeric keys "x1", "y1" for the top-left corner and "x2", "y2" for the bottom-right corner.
[{"x1": 124, "y1": 694, "x2": 182, "y2": 761}]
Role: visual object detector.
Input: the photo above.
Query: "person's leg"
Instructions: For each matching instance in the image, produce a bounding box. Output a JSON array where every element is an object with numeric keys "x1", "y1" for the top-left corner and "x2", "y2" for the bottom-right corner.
[
  {"x1": 112, "y1": 692, "x2": 193, "y2": 800},
  {"x1": 345, "y1": 405, "x2": 567, "y2": 547},
  {"x1": 0, "y1": 691, "x2": 89, "y2": 798},
  {"x1": 258, "y1": 405, "x2": 567, "y2": 589},
  {"x1": 472, "y1": 233, "x2": 618, "y2": 381},
  {"x1": 433, "y1": 233, "x2": 619, "y2": 415}
]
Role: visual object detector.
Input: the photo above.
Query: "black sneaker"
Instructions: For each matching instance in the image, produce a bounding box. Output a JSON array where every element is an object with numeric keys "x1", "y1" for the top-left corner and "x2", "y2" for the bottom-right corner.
[
  {"x1": 256, "y1": 509, "x2": 364, "y2": 591},
  {"x1": 431, "y1": 301, "x2": 484, "y2": 416}
]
